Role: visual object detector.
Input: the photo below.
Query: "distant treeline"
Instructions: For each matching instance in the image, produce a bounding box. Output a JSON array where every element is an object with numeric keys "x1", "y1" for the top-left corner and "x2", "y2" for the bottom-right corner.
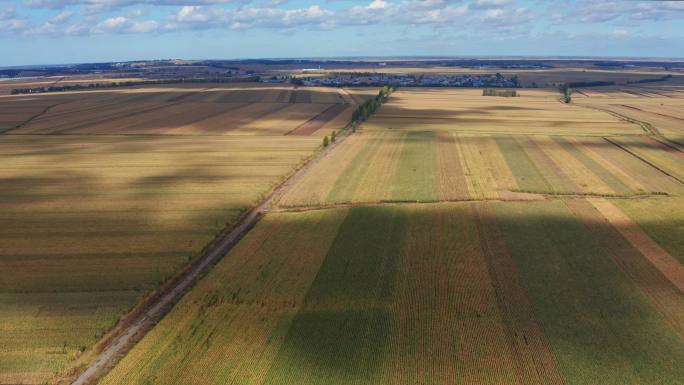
[
  {"x1": 565, "y1": 81, "x2": 616, "y2": 88},
  {"x1": 560, "y1": 74, "x2": 674, "y2": 91},
  {"x1": 10, "y1": 76, "x2": 260, "y2": 95},
  {"x1": 482, "y1": 88, "x2": 518, "y2": 97},
  {"x1": 627, "y1": 74, "x2": 673, "y2": 84},
  {"x1": 352, "y1": 85, "x2": 393, "y2": 123},
  {"x1": 594, "y1": 61, "x2": 683, "y2": 70}
]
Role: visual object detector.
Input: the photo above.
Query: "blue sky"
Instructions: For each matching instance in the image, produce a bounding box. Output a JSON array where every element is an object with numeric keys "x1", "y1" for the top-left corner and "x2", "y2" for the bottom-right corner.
[{"x1": 1, "y1": 0, "x2": 684, "y2": 66}]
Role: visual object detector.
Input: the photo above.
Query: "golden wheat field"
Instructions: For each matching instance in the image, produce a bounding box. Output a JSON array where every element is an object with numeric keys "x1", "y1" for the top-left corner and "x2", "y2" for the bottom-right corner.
[
  {"x1": 0, "y1": 83, "x2": 360, "y2": 384},
  {"x1": 362, "y1": 88, "x2": 642, "y2": 135}
]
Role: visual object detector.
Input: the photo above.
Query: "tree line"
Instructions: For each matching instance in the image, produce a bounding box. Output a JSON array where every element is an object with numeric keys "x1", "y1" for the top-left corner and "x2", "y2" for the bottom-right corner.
[
  {"x1": 351, "y1": 85, "x2": 394, "y2": 122},
  {"x1": 482, "y1": 88, "x2": 518, "y2": 97},
  {"x1": 323, "y1": 85, "x2": 394, "y2": 147},
  {"x1": 10, "y1": 76, "x2": 260, "y2": 95}
]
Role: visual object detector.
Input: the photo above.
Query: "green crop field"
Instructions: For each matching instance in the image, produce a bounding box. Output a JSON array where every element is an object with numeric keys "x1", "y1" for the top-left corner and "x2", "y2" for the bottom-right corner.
[{"x1": 100, "y1": 202, "x2": 684, "y2": 385}]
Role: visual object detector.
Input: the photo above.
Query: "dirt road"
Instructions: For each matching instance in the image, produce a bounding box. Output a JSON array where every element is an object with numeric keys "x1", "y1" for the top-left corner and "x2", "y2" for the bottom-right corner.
[{"x1": 71, "y1": 131, "x2": 351, "y2": 385}]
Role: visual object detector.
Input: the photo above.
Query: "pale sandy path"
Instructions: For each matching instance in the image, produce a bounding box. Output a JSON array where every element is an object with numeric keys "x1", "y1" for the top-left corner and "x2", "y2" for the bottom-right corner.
[{"x1": 588, "y1": 197, "x2": 684, "y2": 293}]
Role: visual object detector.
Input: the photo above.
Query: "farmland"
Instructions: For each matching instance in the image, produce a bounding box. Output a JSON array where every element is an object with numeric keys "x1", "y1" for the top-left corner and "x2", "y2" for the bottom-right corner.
[
  {"x1": 363, "y1": 88, "x2": 640, "y2": 135},
  {"x1": 91, "y1": 80, "x2": 684, "y2": 385},
  {"x1": 280, "y1": 89, "x2": 682, "y2": 207},
  {"x1": 100, "y1": 201, "x2": 684, "y2": 385},
  {"x1": 0, "y1": 83, "x2": 356, "y2": 384},
  {"x1": 573, "y1": 80, "x2": 684, "y2": 146},
  {"x1": 2, "y1": 73, "x2": 684, "y2": 385}
]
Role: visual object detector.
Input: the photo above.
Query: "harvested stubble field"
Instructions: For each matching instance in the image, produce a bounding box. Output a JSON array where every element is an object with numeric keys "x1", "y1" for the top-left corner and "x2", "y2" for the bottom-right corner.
[
  {"x1": 100, "y1": 201, "x2": 684, "y2": 385},
  {"x1": 0, "y1": 82, "x2": 362, "y2": 384},
  {"x1": 363, "y1": 88, "x2": 641, "y2": 136},
  {"x1": 0, "y1": 83, "x2": 355, "y2": 137},
  {"x1": 573, "y1": 80, "x2": 684, "y2": 146}
]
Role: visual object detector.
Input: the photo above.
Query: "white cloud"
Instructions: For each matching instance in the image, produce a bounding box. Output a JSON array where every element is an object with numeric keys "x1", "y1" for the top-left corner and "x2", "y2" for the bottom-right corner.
[
  {"x1": 0, "y1": 6, "x2": 30, "y2": 33},
  {"x1": 611, "y1": 28, "x2": 628, "y2": 38},
  {"x1": 51, "y1": 11, "x2": 74, "y2": 24},
  {"x1": 484, "y1": 8, "x2": 503, "y2": 19},
  {"x1": 126, "y1": 19, "x2": 158, "y2": 32},
  {"x1": 177, "y1": 5, "x2": 210, "y2": 22},
  {"x1": 470, "y1": 0, "x2": 511, "y2": 10},
  {"x1": 9, "y1": 0, "x2": 684, "y2": 38},
  {"x1": 0, "y1": 6, "x2": 17, "y2": 20},
  {"x1": 26, "y1": 0, "x2": 235, "y2": 10},
  {"x1": 90, "y1": 15, "x2": 159, "y2": 33},
  {"x1": 367, "y1": 0, "x2": 389, "y2": 10},
  {"x1": 566, "y1": 0, "x2": 684, "y2": 24}
]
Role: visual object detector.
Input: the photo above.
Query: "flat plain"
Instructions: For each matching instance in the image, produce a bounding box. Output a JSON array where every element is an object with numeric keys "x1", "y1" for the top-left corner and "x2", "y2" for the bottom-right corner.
[
  {"x1": 2, "y1": 75, "x2": 684, "y2": 385},
  {"x1": 98, "y1": 82, "x2": 684, "y2": 385},
  {"x1": 100, "y1": 201, "x2": 684, "y2": 385},
  {"x1": 0, "y1": 83, "x2": 356, "y2": 384}
]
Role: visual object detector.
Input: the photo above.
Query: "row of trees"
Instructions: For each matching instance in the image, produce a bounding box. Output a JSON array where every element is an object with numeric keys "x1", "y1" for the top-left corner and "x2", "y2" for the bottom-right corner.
[
  {"x1": 10, "y1": 76, "x2": 260, "y2": 95},
  {"x1": 351, "y1": 85, "x2": 394, "y2": 122},
  {"x1": 482, "y1": 88, "x2": 518, "y2": 97},
  {"x1": 324, "y1": 85, "x2": 394, "y2": 147}
]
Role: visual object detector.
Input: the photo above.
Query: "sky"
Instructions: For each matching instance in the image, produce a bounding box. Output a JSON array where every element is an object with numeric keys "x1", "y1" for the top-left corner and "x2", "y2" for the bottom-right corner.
[{"x1": 1, "y1": 0, "x2": 684, "y2": 66}]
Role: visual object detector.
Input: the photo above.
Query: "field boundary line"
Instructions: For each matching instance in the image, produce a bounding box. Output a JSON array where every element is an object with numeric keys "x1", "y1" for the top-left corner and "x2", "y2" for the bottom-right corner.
[
  {"x1": 68, "y1": 127, "x2": 354, "y2": 385},
  {"x1": 1, "y1": 101, "x2": 69, "y2": 134},
  {"x1": 272, "y1": 192, "x2": 675, "y2": 213},
  {"x1": 587, "y1": 198, "x2": 684, "y2": 293},
  {"x1": 603, "y1": 137, "x2": 684, "y2": 184},
  {"x1": 581, "y1": 104, "x2": 659, "y2": 135}
]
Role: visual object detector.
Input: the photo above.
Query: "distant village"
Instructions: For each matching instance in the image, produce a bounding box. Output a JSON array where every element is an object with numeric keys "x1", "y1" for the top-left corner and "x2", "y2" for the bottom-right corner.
[{"x1": 285, "y1": 72, "x2": 520, "y2": 88}]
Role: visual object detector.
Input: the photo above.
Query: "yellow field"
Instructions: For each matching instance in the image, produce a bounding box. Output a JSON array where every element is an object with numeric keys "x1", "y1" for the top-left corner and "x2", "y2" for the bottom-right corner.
[
  {"x1": 0, "y1": 84, "x2": 354, "y2": 137},
  {"x1": 573, "y1": 81, "x2": 684, "y2": 145},
  {"x1": 0, "y1": 82, "x2": 358, "y2": 384},
  {"x1": 363, "y1": 88, "x2": 641, "y2": 135}
]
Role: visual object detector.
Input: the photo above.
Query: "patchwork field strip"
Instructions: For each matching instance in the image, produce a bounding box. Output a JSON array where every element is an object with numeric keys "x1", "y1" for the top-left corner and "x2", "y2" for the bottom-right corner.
[
  {"x1": 278, "y1": 131, "x2": 680, "y2": 207},
  {"x1": 3, "y1": 83, "x2": 684, "y2": 385},
  {"x1": 99, "y1": 202, "x2": 684, "y2": 385}
]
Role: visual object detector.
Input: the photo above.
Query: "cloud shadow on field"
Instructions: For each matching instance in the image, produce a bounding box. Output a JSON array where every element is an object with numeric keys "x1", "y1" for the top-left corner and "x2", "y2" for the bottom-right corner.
[
  {"x1": 0, "y1": 84, "x2": 349, "y2": 136},
  {"x1": 152, "y1": 203, "x2": 684, "y2": 385}
]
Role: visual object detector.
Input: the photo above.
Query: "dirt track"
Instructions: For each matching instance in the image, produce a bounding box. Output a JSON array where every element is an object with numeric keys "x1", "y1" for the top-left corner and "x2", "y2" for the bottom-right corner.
[{"x1": 70, "y1": 129, "x2": 352, "y2": 385}]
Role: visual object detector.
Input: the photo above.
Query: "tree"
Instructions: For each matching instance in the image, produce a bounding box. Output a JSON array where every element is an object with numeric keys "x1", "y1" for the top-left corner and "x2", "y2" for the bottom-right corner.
[
  {"x1": 560, "y1": 84, "x2": 572, "y2": 103},
  {"x1": 331, "y1": 131, "x2": 337, "y2": 143},
  {"x1": 323, "y1": 136, "x2": 329, "y2": 147}
]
